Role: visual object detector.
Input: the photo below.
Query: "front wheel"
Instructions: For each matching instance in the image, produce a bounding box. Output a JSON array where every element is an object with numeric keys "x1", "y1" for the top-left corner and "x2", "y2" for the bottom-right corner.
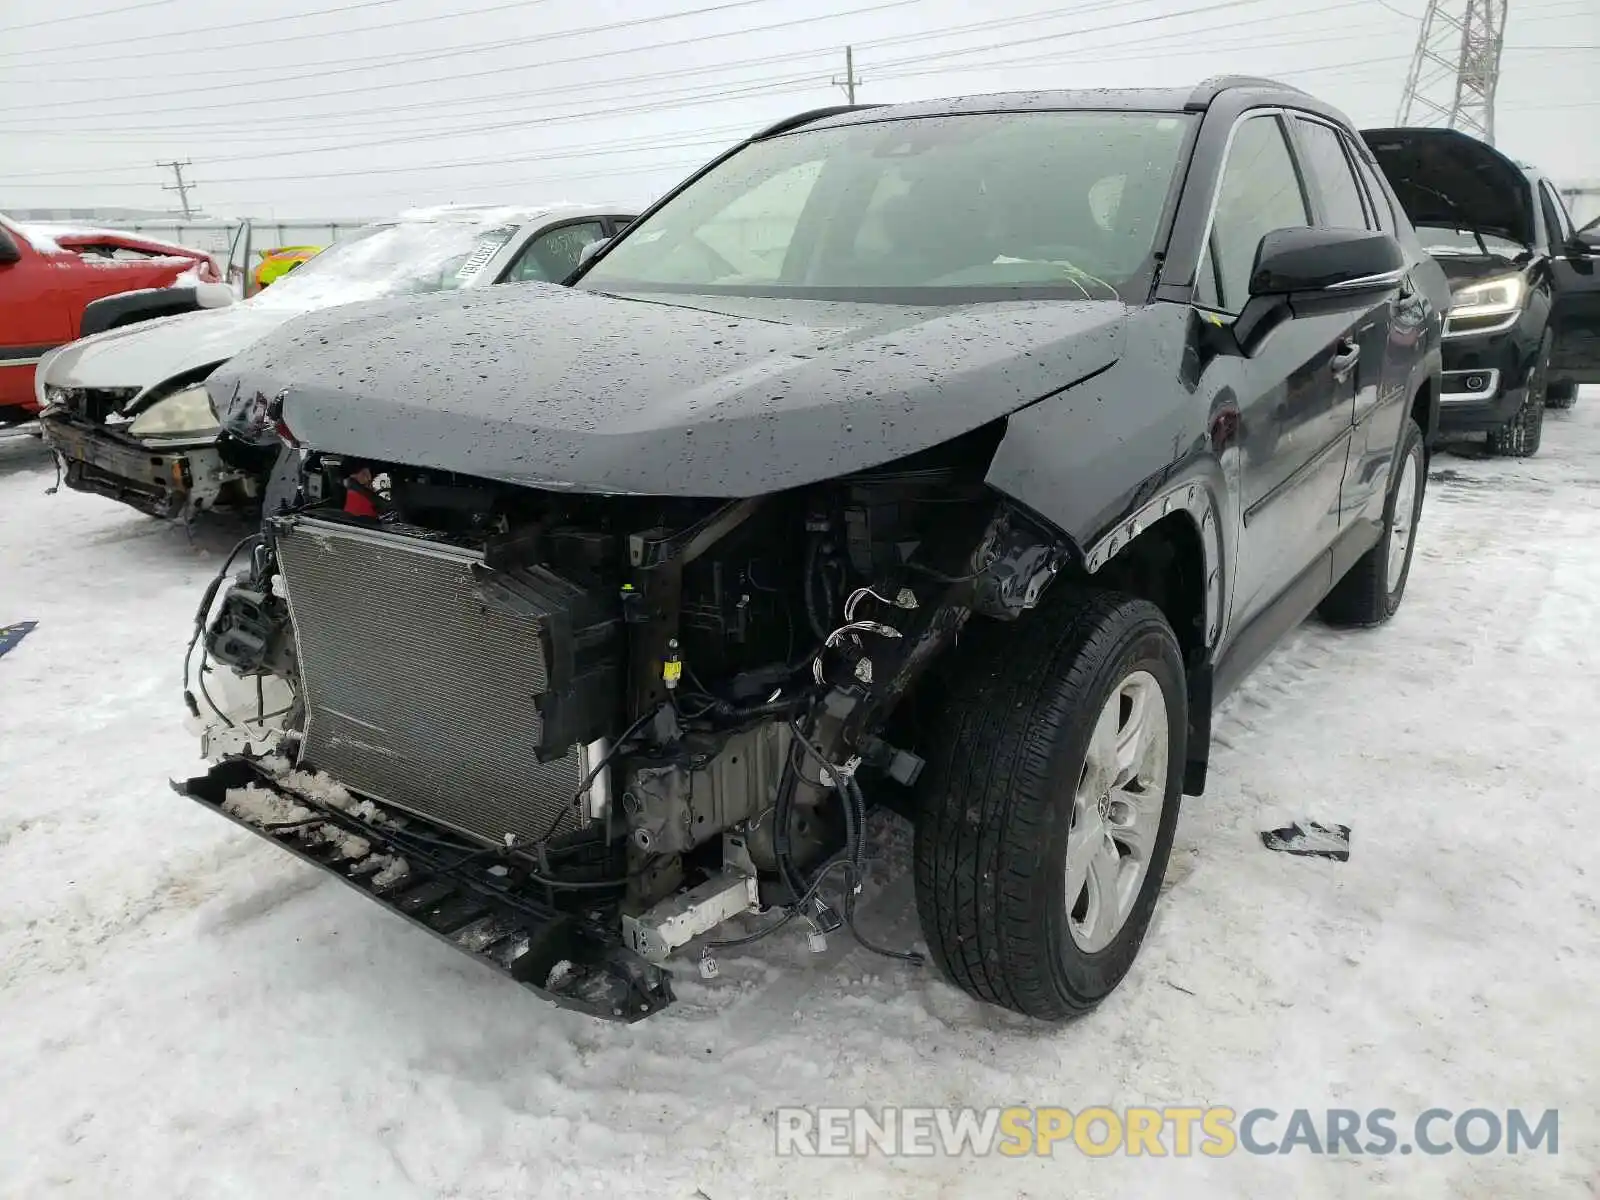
[
  {"x1": 1486, "y1": 334, "x2": 1550, "y2": 457},
  {"x1": 913, "y1": 589, "x2": 1186, "y2": 1021}
]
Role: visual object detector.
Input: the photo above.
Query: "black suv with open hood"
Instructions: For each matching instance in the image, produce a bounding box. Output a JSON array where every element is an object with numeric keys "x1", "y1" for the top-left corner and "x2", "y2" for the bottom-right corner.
[
  {"x1": 1363, "y1": 127, "x2": 1600, "y2": 456},
  {"x1": 182, "y1": 78, "x2": 1446, "y2": 1023}
]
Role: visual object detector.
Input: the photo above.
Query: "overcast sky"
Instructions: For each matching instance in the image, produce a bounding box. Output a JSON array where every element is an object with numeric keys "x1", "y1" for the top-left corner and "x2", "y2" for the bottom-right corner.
[{"x1": 2, "y1": 0, "x2": 1594, "y2": 220}]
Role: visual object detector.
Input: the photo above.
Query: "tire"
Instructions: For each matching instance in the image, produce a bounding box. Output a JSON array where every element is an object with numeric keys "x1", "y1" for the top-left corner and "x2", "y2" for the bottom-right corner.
[
  {"x1": 1486, "y1": 333, "x2": 1550, "y2": 457},
  {"x1": 1546, "y1": 380, "x2": 1578, "y2": 411},
  {"x1": 1319, "y1": 417, "x2": 1426, "y2": 628},
  {"x1": 912, "y1": 588, "x2": 1186, "y2": 1021}
]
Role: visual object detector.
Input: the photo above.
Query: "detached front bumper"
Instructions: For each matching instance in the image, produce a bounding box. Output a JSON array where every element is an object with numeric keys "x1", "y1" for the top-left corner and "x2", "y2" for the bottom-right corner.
[
  {"x1": 175, "y1": 756, "x2": 677, "y2": 1022},
  {"x1": 39, "y1": 413, "x2": 233, "y2": 519}
]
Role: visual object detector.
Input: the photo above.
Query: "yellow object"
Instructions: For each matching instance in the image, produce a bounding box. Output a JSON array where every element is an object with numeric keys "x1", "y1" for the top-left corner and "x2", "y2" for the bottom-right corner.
[
  {"x1": 662, "y1": 637, "x2": 683, "y2": 689},
  {"x1": 253, "y1": 245, "x2": 322, "y2": 290}
]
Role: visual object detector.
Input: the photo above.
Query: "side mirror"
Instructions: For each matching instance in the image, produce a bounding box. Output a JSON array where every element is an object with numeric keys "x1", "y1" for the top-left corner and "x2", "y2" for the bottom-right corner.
[
  {"x1": 1249, "y1": 227, "x2": 1405, "y2": 298},
  {"x1": 195, "y1": 280, "x2": 236, "y2": 309},
  {"x1": 1568, "y1": 222, "x2": 1600, "y2": 256},
  {"x1": 0, "y1": 226, "x2": 21, "y2": 265},
  {"x1": 575, "y1": 237, "x2": 611, "y2": 271},
  {"x1": 1231, "y1": 227, "x2": 1405, "y2": 351}
]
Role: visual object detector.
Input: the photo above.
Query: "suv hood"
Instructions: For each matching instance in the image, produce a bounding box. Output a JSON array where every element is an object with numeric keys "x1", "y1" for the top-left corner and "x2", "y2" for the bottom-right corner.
[
  {"x1": 1361, "y1": 127, "x2": 1535, "y2": 247},
  {"x1": 208, "y1": 283, "x2": 1128, "y2": 497},
  {"x1": 42, "y1": 302, "x2": 306, "y2": 403}
]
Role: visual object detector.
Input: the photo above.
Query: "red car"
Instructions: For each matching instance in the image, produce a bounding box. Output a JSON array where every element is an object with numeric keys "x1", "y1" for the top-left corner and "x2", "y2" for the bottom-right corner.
[{"x1": 0, "y1": 214, "x2": 220, "y2": 426}]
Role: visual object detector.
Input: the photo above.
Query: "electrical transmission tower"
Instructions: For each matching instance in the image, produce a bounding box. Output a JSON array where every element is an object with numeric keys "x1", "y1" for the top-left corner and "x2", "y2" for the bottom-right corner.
[{"x1": 1396, "y1": 0, "x2": 1509, "y2": 144}]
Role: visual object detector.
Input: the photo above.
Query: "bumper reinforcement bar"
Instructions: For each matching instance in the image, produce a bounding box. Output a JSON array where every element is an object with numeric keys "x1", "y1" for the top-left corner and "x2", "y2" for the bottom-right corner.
[{"x1": 173, "y1": 757, "x2": 675, "y2": 1022}]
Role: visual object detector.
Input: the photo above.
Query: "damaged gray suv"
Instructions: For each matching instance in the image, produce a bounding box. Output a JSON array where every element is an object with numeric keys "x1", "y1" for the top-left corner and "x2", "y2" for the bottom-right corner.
[{"x1": 179, "y1": 77, "x2": 1446, "y2": 1022}]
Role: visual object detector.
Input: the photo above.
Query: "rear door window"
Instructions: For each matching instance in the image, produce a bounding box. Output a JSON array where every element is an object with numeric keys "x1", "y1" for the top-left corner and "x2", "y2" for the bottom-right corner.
[
  {"x1": 1292, "y1": 118, "x2": 1372, "y2": 230},
  {"x1": 1348, "y1": 149, "x2": 1396, "y2": 233}
]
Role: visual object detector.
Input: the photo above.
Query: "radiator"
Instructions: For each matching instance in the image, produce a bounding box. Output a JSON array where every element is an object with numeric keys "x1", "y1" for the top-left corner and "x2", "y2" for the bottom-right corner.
[{"x1": 274, "y1": 517, "x2": 600, "y2": 845}]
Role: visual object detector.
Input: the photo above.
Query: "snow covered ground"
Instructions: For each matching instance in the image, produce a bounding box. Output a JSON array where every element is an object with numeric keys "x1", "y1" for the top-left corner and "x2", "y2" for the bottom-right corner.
[{"x1": 2, "y1": 406, "x2": 1597, "y2": 1200}]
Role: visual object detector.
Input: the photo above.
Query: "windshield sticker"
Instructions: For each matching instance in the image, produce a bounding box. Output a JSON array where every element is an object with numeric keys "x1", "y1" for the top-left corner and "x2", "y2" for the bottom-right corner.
[{"x1": 455, "y1": 227, "x2": 518, "y2": 282}]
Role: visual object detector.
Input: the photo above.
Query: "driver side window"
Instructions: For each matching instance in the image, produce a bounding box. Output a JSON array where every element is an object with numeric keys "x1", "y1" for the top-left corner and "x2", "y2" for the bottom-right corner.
[{"x1": 1195, "y1": 115, "x2": 1312, "y2": 313}]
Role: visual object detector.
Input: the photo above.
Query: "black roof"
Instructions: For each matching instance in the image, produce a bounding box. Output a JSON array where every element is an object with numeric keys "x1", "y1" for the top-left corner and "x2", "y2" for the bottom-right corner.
[{"x1": 756, "y1": 76, "x2": 1346, "y2": 140}]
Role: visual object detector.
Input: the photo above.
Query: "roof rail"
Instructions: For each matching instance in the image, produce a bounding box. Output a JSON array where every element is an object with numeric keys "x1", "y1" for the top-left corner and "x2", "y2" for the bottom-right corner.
[
  {"x1": 750, "y1": 104, "x2": 885, "y2": 140},
  {"x1": 1185, "y1": 75, "x2": 1308, "y2": 110}
]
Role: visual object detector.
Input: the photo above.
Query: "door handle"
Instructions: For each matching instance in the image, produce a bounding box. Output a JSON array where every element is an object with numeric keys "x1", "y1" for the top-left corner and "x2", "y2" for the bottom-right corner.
[{"x1": 1331, "y1": 339, "x2": 1360, "y2": 381}]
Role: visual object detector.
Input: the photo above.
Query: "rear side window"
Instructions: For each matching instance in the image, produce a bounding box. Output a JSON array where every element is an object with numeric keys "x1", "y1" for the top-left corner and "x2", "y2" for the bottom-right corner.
[
  {"x1": 1293, "y1": 118, "x2": 1370, "y2": 230},
  {"x1": 1196, "y1": 115, "x2": 1312, "y2": 312},
  {"x1": 1348, "y1": 150, "x2": 1396, "y2": 234}
]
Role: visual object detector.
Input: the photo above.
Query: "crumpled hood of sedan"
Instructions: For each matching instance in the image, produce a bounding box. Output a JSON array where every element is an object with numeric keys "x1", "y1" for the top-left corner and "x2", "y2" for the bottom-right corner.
[{"x1": 208, "y1": 281, "x2": 1128, "y2": 496}]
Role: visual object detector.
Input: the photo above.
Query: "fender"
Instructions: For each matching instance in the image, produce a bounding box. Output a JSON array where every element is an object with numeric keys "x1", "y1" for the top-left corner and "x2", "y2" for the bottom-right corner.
[{"x1": 985, "y1": 310, "x2": 1232, "y2": 651}]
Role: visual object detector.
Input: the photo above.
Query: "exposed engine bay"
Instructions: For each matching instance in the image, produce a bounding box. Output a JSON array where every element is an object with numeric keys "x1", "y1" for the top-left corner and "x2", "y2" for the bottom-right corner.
[{"x1": 182, "y1": 424, "x2": 1069, "y2": 1020}]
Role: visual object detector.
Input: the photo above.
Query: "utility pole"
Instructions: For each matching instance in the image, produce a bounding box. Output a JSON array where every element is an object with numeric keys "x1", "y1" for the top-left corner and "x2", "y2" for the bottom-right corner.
[
  {"x1": 832, "y1": 45, "x2": 861, "y2": 104},
  {"x1": 1397, "y1": 0, "x2": 1508, "y2": 144},
  {"x1": 159, "y1": 158, "x2": 196, "y2": 218}
]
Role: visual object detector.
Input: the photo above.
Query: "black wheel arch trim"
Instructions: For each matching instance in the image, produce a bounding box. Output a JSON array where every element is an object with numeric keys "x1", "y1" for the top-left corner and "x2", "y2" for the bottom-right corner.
[{"x1": 1080, "y1": 473, "x2": 1227, "y2": 650}]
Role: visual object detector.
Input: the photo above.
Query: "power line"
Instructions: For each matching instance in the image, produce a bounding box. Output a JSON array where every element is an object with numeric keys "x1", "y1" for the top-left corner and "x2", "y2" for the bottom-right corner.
[
  {"x1": 15, "y1": 45, "x2": 1420, "y2": 196},
  {"x1": 175, "y1": 127, "x2": 762, "y2": 188},
  {"x1": 0, "y1": 0, "x2": 918, "y2": 116},
  {"x1": 1, "y1": 4, "x2": 1413, "y2": 180},
  {"x1": 0, "y1": 0, "x2": 182, "y2": 33},
  {"x1": 10, "y1": 0, "x2": 1245, "y2": 115},
  {"x1": 1, "y1": 0, "x2": 551, "y2": 70},
  {"x1": 14, "y1": 0, "x2": 808, "y2": 92},
  {"x1": 0, "y1": 78, "x2": 826, "y2": 186},
  {"x1": 190, "y1": 50, "x2": 1422, "y2": 185},
  {"x1": 6, "y1": 5, "x2": 1358, "y2": 176},
  {"x1": 0, "y1": 30, "x2": 878, "y2": 136},
  {"x1": 0, "y1": 0, "x2": 411, "y2": 59},
  {"x1": 0, "y1": 0, "x2": 792, "y2": 110},
  {"x1": 0, "y1": 0, "x2": 1103, "y2": 69},
  {"x1": 226, "y1": 153, "x2": 715, "y2": 209},
  {"x1": 0, "y1": 46, "x2": 841, "y2": 142},
  {"x1": 14, "y1": 0, "x2": 1552, "y2": 194},
  {"x1": 866, "y1": 0, "x2": 1376, "y2": 77},
  {"x1": 0, "y1": 0, "x2": 1232, "y2": 127},
  {"x1": 2, "y1": 68, "x2": 837, "y2": 179}
]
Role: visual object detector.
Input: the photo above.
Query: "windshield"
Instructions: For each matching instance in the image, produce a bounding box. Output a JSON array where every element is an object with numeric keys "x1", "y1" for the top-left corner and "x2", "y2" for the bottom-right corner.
[
  {"x1": 1417, "y1": 225, "x2": 1528, "y2": 259},
  {"x1": 253, "y1": 218, "x2": 523, "y2": 307},
  {"x1": 579, "y1": 110, "x2": 1193, "y2": 303}
]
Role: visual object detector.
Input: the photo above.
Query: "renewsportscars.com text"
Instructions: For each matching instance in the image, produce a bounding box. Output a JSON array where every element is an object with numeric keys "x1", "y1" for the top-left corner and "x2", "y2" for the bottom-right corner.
[{"x1": 774, "y1": 1106, "x2": 1559, "y2": 1158}]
